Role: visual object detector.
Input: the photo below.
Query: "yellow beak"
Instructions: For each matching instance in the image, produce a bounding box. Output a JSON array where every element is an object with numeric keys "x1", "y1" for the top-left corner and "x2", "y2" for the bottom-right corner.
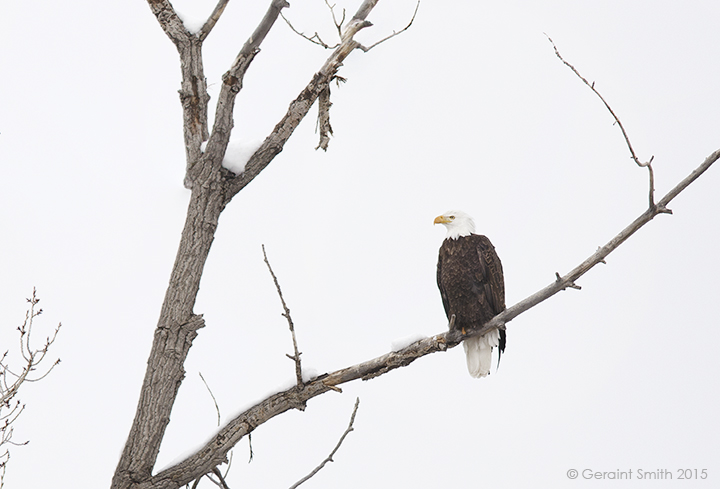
[{"x1": 434, "y1": 215, "x2": 451, "y2": 225}]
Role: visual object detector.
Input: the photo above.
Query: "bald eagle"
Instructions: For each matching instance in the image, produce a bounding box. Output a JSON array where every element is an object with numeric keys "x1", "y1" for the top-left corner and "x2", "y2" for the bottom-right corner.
[{"x1": 434, "y1": 211, "x2": 506, "y2": 378}]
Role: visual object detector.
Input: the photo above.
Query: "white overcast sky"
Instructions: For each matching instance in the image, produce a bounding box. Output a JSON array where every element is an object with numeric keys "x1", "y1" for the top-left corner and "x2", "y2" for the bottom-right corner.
[{"x1": 1, "y1": 1, "x2": 719, "y2": 488}]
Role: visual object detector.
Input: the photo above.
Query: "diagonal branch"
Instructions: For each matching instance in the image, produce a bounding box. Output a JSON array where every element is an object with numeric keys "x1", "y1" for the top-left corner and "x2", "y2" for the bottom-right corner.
[
  {"x1": 449, "y1": 147, "x2": 720, "y2": 346},
  {"x1": 210, "y1": 467, "x2": 231, "y2": 489},
  {"x1": 262, "y1": 245, "x2": 304, "y2": 388},
  {"x1": 198, "y1": 0, "x2": 231, "y2": 42},
  {"x1": 289, "y1": 398, "x2": 360, "y2": 489},
  {"x1": 547, "y1": 35, "x2": 657, "y2": 207},
  {"x1": 144, "y1": 149, "x2": 719, "y2": 489},
  {"x1": 199, "y1": 372, "x2": 222, "y2": 426}
]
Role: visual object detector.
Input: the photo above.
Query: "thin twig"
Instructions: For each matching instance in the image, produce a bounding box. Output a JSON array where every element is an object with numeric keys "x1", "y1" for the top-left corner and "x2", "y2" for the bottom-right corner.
[
  {"x1": 325, "y1": 0, "x2": 345, "y2": 37},
  {"x1": 211, "y1": 467, "x2": 231, "y2": 489},
  {"x1": 262, "y1": 245, "x2": 304, "y2": 388},
  {"x1": 1, "y1": 289, "x2": 61, "y2": 488},
  {"x1": 280, "y1": 0, "x2": 348, "y2": 49},
  {"x1": 199, "y1": 372, "x2": 221, "y2": 426},
  {"x1": 289, "y1": 398, "x2": 360, "y2": 489},
  {"x1": 547, "y1": 34, "x2": 657, "y2": 208},
  {"x1": 280, "y1": 12, "x2": 340, "y2": 49},
  {"x1": 224, "y1": 451, "x2": 234, "y2": 478},
  {"x1": 357, "y1": 1, "x2": 420, "y2": 52}
]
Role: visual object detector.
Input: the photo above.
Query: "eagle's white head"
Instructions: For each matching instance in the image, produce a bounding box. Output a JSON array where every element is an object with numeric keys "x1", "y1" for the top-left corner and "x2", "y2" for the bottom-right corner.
[{"x1": 433, "y1": 210, "x2": 476, "y2": 239}]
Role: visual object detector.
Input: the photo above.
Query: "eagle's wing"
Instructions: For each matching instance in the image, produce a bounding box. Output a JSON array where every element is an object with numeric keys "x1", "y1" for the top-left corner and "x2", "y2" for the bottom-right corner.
[
  {"x1": 474, "y1": 235, "x2": 507, "y2": 359},
  {"x1": 475, "y1": 235, "x2": 505, "y2": 315},
  {"x1": 436, "y1": 253, "x2": 451, "y2": 318}
]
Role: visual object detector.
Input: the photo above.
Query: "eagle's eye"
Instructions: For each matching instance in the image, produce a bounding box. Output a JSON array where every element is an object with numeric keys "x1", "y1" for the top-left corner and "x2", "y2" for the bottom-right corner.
[{"x1": 449, "y1": 216, "x2": 455, "y2": 220}]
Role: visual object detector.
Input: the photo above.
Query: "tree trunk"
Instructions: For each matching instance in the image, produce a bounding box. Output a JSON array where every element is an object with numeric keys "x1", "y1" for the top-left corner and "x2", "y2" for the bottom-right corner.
[{"x1": 112, "y1": 183, "x2": 225, "y2": 488}]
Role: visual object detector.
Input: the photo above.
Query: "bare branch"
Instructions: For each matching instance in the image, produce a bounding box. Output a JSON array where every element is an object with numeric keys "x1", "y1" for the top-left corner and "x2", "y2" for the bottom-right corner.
[
  {"x1": 144, "y1": 149, "x2": 719, "y2": 489},
  {"x1": 280, "y1": 12, "x2": 340, "y2": 49},
  {"x1": 325, "y1": 0, "x2": 346, "y2": 37},
  {"x1": 199, "y1": 372, "x2": 221, "y2": 426},
  {"x1": 315, "y1": 85, "x2": 334, "y2": 150},
  {"x1": 357, "y1": 1, "x2": 419, "y2": 52},
  {"x1": 262, "y1": 245, "x2": 304, "y2": 388},
  {"x1": 1, "y1": 290, "x2": 61, "y2": 404},
  {"x1": 210, "y1": 467, "x2": 231, "y2": 489},
  {"x1": 1, "y1": 290, "x2": 60, "y2": 487},
  {"x1": 352, "y1": 0, "x2": 379, "y2": 23},
  {"x1": 281, "y1": 0, "x2": 356, "y2": 49},
  {"x1": 449, "y1": 147, "x2": 720, "y2": 346},
  {"x1": 198, "y1": 0, "x2": 231, "y2": 41},
  {"x1": 289, "y1": 398, "x2": 360, "y2": 489},
  {"x1": 145, "y1": 0, "x2": 211, "y2": 187},
  {"x1": 547, "y1": 35, "x2": 657, "y2": 207}
]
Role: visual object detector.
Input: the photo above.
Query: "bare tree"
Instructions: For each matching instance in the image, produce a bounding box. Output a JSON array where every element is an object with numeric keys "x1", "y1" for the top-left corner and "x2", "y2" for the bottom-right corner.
[
  {"x1": 112, "y1": 1, "x2": 410, "y2": 488},
  {"x1": 110, "y1": 1, "x2": 720, "y2": 489},
  {"x1": 0, "y1": 290, "x2": 61, "y2": 489}
]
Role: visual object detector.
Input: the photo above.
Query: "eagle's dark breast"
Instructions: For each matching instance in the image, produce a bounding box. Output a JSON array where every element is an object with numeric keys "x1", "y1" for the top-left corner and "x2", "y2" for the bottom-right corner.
[{"x1": 437, "y1": 234, "x2": 506, "y2": 352}]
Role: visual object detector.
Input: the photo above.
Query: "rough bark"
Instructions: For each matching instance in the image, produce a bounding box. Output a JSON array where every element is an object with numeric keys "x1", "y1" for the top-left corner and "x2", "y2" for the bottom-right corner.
[{"x1": 112, "y1": 185, "x2": 224, "y2": 486}]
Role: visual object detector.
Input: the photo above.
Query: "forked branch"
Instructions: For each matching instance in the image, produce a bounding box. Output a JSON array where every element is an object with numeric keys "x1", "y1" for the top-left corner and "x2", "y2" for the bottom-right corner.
[{"x1": 280, "y1": 12, "x2": 340, "y2": 49}]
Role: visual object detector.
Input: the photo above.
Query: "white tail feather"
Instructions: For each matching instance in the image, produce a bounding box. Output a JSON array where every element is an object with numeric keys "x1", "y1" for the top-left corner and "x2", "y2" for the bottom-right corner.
[{"x1": 462, "y1": 328, "x2": 499, "y2": 378}]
